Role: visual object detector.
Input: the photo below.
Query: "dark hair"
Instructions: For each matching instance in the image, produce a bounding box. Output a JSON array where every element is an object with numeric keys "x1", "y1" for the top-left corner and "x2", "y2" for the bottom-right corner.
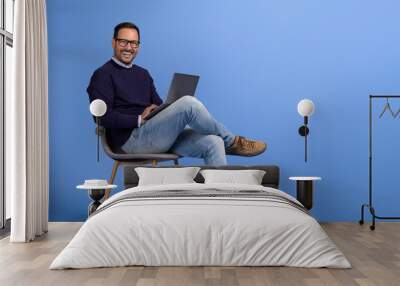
[{"x1": 113, "y1": 22, "x2": 140, "y2": 40}]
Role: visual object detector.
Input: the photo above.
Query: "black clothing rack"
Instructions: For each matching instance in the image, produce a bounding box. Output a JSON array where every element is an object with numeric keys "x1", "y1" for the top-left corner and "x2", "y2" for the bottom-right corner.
[{"x1": 359, "y1": 95, "x2": 400, "y2": 230}]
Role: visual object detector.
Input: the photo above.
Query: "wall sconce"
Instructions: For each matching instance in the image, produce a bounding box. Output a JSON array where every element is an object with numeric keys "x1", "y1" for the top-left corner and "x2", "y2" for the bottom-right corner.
[
  {"x1": 297, "y1": 99, "x2": 315, "y2": 162},
  {"x1": 89, "y1": 99, "x2": 107, "y2": 162}
]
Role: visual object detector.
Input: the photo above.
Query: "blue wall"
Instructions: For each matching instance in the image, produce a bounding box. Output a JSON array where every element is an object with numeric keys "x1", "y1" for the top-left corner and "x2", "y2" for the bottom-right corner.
[{"x1": 47, "y1": 0, "x2": 400, "y2": 222}]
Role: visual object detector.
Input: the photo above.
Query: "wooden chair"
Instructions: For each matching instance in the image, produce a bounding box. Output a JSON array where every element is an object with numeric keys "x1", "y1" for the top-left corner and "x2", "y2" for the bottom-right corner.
[{"x1": 97, "y1": 126, "x2": 180, "y2": 200}]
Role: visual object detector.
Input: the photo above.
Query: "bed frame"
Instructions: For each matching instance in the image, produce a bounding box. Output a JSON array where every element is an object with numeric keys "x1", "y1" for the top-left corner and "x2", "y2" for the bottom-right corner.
[{"x1": 123, "y1": 165, "x2": 280, "y2": 189}]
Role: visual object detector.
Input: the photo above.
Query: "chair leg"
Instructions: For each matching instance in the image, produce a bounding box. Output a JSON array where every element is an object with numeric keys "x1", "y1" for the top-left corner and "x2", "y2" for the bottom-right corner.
[
  {"x1": 152, "y1": 160, "x2": 157, "y2": 166},
  {"x1": 104, "y1": 161, "x2": 120, "y2": 200}
]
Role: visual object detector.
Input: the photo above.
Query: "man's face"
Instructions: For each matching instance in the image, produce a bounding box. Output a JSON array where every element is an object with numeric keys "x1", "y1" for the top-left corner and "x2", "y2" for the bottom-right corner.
[{"x1": 112, "y1": 28, "x2": 140, "y2": 64}]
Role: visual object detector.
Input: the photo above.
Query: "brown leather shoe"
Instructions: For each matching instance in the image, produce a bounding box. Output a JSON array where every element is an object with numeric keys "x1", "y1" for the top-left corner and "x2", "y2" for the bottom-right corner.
[{"x1": 226, "y1": 136, "x2": 267, "y2": 156}]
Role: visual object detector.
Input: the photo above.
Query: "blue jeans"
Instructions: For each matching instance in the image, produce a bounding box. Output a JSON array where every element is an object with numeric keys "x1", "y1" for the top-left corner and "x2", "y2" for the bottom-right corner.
[{"x1": 121, "y1": 96, "x2": 235, "y2": 165}]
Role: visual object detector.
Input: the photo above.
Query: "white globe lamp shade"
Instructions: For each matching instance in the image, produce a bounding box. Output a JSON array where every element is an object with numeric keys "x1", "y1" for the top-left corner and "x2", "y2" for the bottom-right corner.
[
  {"x1": 297, "y1": 99, "x2": 315, "y2": 117},
  {"x1": 90, "y1": 99, "x2": 107, "y2": 117}
]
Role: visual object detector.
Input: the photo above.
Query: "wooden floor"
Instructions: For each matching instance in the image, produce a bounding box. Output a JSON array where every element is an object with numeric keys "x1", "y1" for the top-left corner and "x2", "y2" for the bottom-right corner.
[{"x1": 0, "y1": 222, "x2": 399, "y2": 286}]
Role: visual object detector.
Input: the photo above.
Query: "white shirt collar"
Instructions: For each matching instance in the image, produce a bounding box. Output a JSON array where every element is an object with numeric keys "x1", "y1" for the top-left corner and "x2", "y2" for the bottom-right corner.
[{"x1": 112, "y1": 57, "x2": 133, "y2": 69}]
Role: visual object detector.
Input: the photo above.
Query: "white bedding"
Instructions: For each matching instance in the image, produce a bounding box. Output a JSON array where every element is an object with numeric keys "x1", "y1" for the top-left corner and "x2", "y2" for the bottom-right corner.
[{"x1": 50, "y1": 183, "x2": 351, "y2": 269}]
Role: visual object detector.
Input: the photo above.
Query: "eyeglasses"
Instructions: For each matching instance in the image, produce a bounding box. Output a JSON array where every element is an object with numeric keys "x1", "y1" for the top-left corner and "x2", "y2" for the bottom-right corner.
[{"x1": 116, "y1": 38, "x2": 140, "y2": 48}]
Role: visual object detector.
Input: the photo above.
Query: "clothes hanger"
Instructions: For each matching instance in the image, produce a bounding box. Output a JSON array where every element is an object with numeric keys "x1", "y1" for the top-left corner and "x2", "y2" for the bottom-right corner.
[
  {"x1": 393, "y1": 106, "x2": 400, "y2": 118},
  {"x1": 391, "y1": 98, "x2": 400, "y2": 118},
  {"x1": 379, "y1": 98, "x2": 396, "y2": 118}
]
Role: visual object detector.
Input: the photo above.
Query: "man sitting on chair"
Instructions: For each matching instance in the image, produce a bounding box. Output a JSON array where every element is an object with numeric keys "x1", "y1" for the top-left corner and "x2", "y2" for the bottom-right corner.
[{"x1": 87, "y1": 22, "x2": 266, "y2": 166}]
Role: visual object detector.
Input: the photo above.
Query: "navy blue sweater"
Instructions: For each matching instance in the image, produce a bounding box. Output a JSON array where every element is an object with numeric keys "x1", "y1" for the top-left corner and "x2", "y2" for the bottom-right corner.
[{"x1": 87, "y1": 60, "x2": 163, "y2": 149}]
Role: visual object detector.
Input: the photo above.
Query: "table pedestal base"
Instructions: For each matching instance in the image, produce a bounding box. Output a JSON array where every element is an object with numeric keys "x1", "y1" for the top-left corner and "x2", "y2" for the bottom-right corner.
[
  {"x1": 88, "y1": 189, "x2": 105, "y2": 216},
  {"x1": 296, "y1": 181, "x2": 313, "y2": 210}
]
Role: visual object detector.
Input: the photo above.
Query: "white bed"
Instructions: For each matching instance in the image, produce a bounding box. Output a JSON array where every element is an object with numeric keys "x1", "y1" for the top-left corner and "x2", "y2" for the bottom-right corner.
[{"x1": 50, "y1": 182, "x2": 351, "y2": 269}]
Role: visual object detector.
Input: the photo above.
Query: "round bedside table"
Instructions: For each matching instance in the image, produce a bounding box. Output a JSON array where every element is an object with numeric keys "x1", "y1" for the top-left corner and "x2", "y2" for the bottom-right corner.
[
  {"x1": 289, "y1": 176, "x2": 321, "y2": 210},
  {"x1": 77, "y1": 180, "x2": 117, "y2": 216}
]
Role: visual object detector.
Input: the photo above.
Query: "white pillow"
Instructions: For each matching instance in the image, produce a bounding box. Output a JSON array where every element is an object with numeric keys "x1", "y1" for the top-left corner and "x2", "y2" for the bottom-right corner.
[
  {"x1": 135, "y1": 167, "x2": 201, "y2": 186},
  {"x1": 200, "y1": 169, "x2": 266, "y2": 185}
]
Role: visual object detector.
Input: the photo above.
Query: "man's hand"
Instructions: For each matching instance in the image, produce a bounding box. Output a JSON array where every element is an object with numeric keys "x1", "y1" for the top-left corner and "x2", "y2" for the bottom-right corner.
[{"x1": 140, "y1": 104, "x2": 158, "y2": 124}]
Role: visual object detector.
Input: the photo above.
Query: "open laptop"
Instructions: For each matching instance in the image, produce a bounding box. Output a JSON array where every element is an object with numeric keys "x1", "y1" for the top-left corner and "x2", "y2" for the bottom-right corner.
[{"x1": 144, "y1": 73, "x2": 200, "y2": 121}]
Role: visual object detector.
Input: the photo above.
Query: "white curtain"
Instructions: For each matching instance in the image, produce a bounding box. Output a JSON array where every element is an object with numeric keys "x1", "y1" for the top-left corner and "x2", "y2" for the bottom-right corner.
[{"x1": 7, "y1": 0, "x2": 49, "y2": 242}]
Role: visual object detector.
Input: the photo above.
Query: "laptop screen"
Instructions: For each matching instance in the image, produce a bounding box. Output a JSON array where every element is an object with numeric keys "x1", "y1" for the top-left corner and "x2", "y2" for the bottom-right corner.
[{"x1": 165, "y1": 73, "x2": 200, "y2": 104}]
